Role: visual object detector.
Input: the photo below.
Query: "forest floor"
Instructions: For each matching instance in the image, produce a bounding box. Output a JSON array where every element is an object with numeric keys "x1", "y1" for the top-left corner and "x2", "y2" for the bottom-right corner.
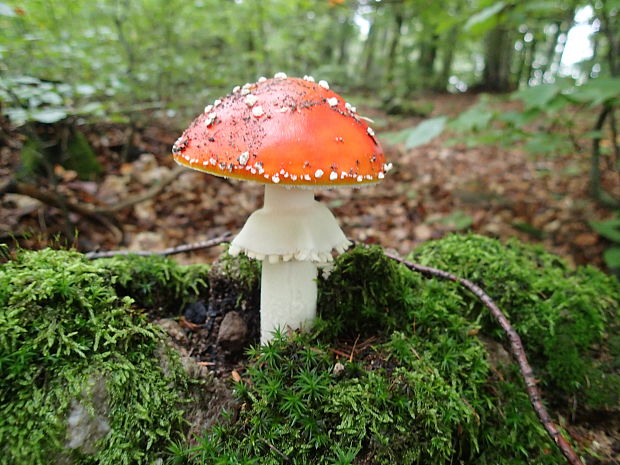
[{"x1": 1, "y1": 93, "x2": 617, "y2": 270}]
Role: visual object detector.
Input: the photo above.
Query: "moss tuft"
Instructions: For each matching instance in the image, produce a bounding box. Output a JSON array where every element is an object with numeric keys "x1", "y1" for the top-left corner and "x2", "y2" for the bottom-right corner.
[
  {"x1": 0, "y1": 249, "x2": 194, "y2": 465},
  {"x1": 410, "y1": 234, "x2": 620, "y2": 410},
  {"x1": 97, "y1": 254, "x2": 210, "y2": 314}
]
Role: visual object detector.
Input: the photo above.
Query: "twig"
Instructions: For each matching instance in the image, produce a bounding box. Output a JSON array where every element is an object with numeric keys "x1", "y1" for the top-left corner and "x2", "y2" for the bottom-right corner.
[
  {"x1": 1, "y1": 165, "x2": 186, "y2": 243},
  {"x1": 85, "y1": 233, "x2": 232, "y2": 259},
  {"x1": 384, "y1": 251, "x2": 583, "y2": 465},
  {"x1": 261, "y1": 439, "x2": 290, "y2": 462},
  {"x1": 349, "y1": 334, "x2": 360, "y2": 362},
  {"x1": 95, "y1": 165, "x2": 186, "y2": 214},
  {"x1": 2, "y1": 180, "x2": 124, "y2": 242}
]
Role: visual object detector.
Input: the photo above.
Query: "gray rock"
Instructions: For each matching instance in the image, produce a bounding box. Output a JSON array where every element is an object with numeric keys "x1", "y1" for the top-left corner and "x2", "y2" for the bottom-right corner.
[
  {"x1": 155, "y1": 318, "x2": 188, "y2": 345},
  {"x1": 217, "y1": 311, "x2": 247, "y2": 350},
  {"x1": 65, "y1": 375, "x2": 110, "y2": 455}
]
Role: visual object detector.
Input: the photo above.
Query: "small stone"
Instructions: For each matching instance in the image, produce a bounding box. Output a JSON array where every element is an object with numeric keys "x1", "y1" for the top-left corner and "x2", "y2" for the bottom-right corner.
[
  {"x1": 183, "y1": 301, "x2": 207, "y2": 325},
  {"x1": 217, "y1": 311, "x2": 248, "y2": 351},
  {"x1": 155, "y1": 318, "x2": 188, "y2": 344},
  {"x1": 332, "y1": 362, "x2": 345, "y2": 376}
]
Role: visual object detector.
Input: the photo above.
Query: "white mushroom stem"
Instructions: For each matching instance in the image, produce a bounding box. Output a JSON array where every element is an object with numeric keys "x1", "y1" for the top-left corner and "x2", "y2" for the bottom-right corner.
[
  {"x1": 229, "y1": 184, "x2": 350, "y2": 344},
  {"x1": 260, "y1": 260, "x2": 317, "y2": 344}
]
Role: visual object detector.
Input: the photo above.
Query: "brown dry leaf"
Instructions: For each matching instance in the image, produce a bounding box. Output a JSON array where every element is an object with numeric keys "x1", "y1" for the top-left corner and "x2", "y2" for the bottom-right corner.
[
  {"x1": 231, "y1": 370, "x2": 241, "y2": 382},
  {"x1": 574, "y1": 233, "x2": 598, "y2": 247}
]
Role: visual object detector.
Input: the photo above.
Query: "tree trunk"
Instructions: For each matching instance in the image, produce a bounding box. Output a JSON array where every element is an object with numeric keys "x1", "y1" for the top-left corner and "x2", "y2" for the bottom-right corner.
[
  {"x1": 418, "y1": 29, "x2": 439, "y2": 89},
  {"x1": 481, "y1": 24, "x2": 515, "y2": 92},
  {"x1": 385, "y1": 7, "x2": 404, "y2": 86},
  {"x1": 437, "y1": 29, "x2": 458, "y2": 91},
  {"x1": 361, "y1": 16, "x2": 379, "y2": 88}
]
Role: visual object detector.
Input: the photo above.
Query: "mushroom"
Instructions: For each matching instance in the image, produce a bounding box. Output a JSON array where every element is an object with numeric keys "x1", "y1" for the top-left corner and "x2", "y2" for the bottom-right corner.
[{"x1": 172, "y1": 74, "x2": 389, "y2": 343}]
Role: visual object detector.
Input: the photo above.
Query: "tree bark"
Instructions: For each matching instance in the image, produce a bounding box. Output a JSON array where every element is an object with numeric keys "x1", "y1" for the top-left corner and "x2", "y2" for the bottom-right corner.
[
  {"x1": 481, "y1": 24, "x2": 515, "y2": 92},
  {"x1": 385, "y1": 6, "x2": 404, "y2": 86}
]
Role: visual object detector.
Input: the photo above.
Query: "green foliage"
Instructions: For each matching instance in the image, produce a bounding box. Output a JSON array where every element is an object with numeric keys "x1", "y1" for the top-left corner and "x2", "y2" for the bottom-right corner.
[
  {"x1": 63, "y1": 129, "x2": 102, "y2": 180},
  {"x1": 590, "y1": 215, "x2": 620, "y2": 270},
  {"x1": 0, "y1": 75, "x2": 103, "y2": 126},
  {"x1": 0, "y1": 248, "x2": 192, "y2": 465},
  {"x1": 316, "y1": 245, "x2": 418, "y2": 339},
  {"x1": 97, "y1": 253, "x2": 210, "y2": 313},
  {"x1": 17, "y1": 134, "x2": 44, "y2": 180},
  {"x1": 185, "y1": 235, "x2": 619, "y2": 464},
  {"x1": 181, "y1": 330, "x2": 490, "y2": 465}
]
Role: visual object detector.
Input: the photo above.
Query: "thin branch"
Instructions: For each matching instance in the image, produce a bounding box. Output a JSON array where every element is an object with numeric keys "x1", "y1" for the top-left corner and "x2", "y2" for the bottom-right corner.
[
  {"x1": 384, "y1": 251, "x2": 583, "y2": 465},
  {"x1": 260, "y1": 438, "x2": 290, "y2": 462},
  {"x1": 1, "y1": 165, "x2": 186, "y2": 219},
  {"x1": 84, "y1": 233, "x2": 232, "y2": 259},
  {"x1": 94, "y1": 165, "x2": 185, "y2": 214}
]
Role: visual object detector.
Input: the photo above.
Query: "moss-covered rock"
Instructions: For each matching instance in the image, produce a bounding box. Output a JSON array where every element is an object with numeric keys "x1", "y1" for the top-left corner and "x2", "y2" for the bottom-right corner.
[
  {"x1": 409, "y1": 234, "x2": 620, "y2": 410},
  {"x1": 97, "y1": 254, "x2": 210, "y2": 314},
  {"x1": 0, "y1": 249, "x2": 210, "y2": 465}
]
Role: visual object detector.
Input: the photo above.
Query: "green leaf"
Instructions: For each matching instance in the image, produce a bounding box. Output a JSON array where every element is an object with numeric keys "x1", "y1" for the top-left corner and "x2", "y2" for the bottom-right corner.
[
  {"x1": 450, "y1": 104, "x2": 493, "y2": 132},
  {"x1": 464, "y1": 2, "x2": 505, "y2": 32},
  {"x1": 569, "y1": 78, "x2": 620, "y2": 106},
  {"x1": 39, "y1": 91, "x2": 64, "y2": 106},
  {"x1": 603, "y1": 247, "x2": 620, "y2": 268},
  {"x1": 405, "y1": 116, "x2": 447, "y2": 149},
  {"x1": 512, "y1": 84, "x2": 562, "y2": 110},
  {"x1": 590, "y1": 217, "x2": 620, "y2": 243},
  {"x1": 31, "y1": 108, "x2": 67, "y2": 124},
  {"x1": 438, "y1": 211, "x2": 474, "y2": 231}
]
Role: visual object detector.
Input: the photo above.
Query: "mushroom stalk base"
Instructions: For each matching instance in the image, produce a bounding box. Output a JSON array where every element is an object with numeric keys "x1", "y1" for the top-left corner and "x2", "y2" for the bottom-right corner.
[{"x1": 260, "y1": 260, "x2": 317, "y2": 344}]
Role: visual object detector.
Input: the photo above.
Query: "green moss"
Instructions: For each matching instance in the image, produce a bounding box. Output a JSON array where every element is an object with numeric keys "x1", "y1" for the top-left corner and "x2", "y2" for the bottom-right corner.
[
  {"x1": 97, "y1": 254, "x2": 210, "y2": 313},
  {"x1": 3, "y1": 236, "x2": 618, "y2": 465},
  {"x1": 410, "y1": 234, "x2": 620, "y2": 409},
  {"x1": 0, "y1": 249, "x2": 195, "y2": 465},
  {"x1": 181, "y1": 235, "x2": 618, "y2": 465}
]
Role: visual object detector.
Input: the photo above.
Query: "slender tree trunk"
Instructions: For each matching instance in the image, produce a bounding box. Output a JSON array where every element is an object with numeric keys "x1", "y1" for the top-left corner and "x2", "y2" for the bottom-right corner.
[
  {"x1": 526, "y1": 38, "x2": 538, "y2": 84},
  {"x1": 540, "y1": 21, "x2": 562, "y2": 78},
  {"x1": 418, "y1": 29, "x2": 439, "y2": 89},
  {"x1": 254, "y1": 0, "x2": 271, "y2": 75},
  {"x1": 437, "y1": 29, "x2": 458, "y2": 91},
  {"x1": 385, "y1": 8, "x2": 404, "y2": 86},
  {"x1": 361, "y1": 15, "x2": 379, "y2": 88},
  {"x1": 514, "y1": 42, "x2": 528, "y2": 88},
  {"x1": 481, "y1": 23, "x2": 515, "y2": 92},
  {"x1": 337, "y1": 16, "x2": 353, "y2": 66}
]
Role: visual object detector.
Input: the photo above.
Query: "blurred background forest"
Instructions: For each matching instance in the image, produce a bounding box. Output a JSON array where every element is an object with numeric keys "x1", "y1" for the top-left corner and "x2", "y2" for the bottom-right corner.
[{"x1": 0, "y1": 0, "x2": 619, "y2": 273}]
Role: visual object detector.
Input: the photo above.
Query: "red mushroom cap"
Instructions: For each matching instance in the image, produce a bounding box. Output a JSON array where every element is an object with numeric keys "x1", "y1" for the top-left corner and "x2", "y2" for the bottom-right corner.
[{"x1": 172, "y1": 76, "x2": 389, "y2": 187}]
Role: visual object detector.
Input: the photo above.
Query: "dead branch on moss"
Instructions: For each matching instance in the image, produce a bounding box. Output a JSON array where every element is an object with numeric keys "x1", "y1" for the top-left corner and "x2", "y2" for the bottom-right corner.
[
  {"x1": 384, "y1": 251, "x2": 584, "y2": 465},
  {"x1": 84, "y1": 233, "x2": 232, "y2": 259}
]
